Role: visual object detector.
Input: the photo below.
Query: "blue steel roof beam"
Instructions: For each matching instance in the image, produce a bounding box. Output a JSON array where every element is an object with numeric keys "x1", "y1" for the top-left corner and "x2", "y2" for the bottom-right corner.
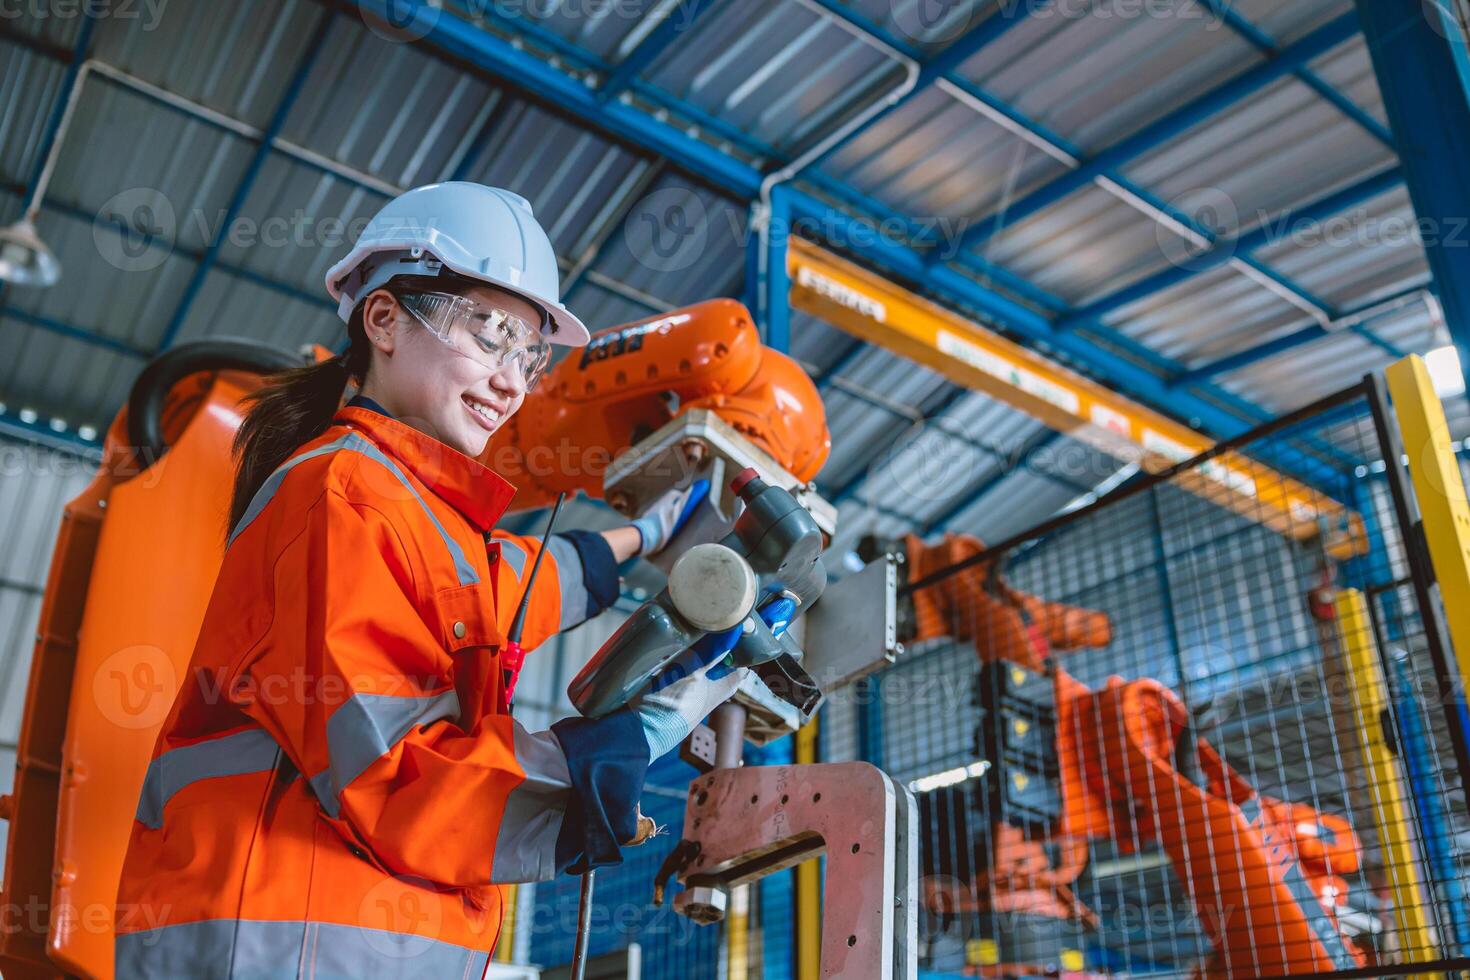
[
  {"x1": 795, "y1": 1, "x2": 1087, "y2": 165},
  {"x1": 1355, "y1": 0, "x2": 1470, "y2": 399},
  {"x1": 1162, "y1": 243, "x2": 1431, "y2": 385},
  {"x1": 1171, "y1": 292, "x2": 1420, "y2": 388},
  {"x1": 790, "y1": 200, "x2": 1365, "y2": 484},
  {"x1": 953, "y1": 13, "x2": 1368, "y2": 253},
  {"x1": 823, "y1": 384, "x2": 1097, "y2": 508},
  {"x1": 1055, "y1": 166, "x2": 1405, "y2": 327},
  {"x1": 800, "y1": 171, "x2": 1071, "y2": 314},
  {"x1": 355, "y1": 0, "x2": 1355, "y2": 495},
  {"x1": 0, "y1": 305, "x2": 152, "y2": 359},
  {"x1": 448, "y1": 0, "x2": 780, "y2": 163},
  {"x1": 1198, "y1": 0, "x2": 1394, "y2": 148},
  {"x1": 598, "y1": 0, "x2": 727, "y2": 101},
  {"x1": 920, "y1": 427, "x2": 1066, "y2": 535},
  {"x1": 813, "y1": 337, "x2": 867, "y2": 390},
  {"x1": 154, "y1": 10, "x2": 336, "y2": 352},
  {"x1": 0, "y1": 407, "x2": 103, "y2": 457}
]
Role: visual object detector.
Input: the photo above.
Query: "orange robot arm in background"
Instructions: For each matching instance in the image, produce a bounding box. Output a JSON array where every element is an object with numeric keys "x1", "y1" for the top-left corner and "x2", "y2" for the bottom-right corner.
[
  {"x1": 900, "y1": 532, "x2": 1364, "y2": 976},
  {"x1": 483, "y1": 299, "x2": 831, "y2": 512},
  {"x1": 904, "y1": 532, "x2": 1112, "y2": 672}
]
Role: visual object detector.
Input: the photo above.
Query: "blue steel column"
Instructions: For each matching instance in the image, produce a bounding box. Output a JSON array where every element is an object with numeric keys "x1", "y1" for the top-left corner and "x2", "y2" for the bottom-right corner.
[
  {"x1": 744, "y1": 210, "x2": 763, "y2": 316},
  {"x1": 1388, "y1": 651, "x2": 1470, "y2": 955},
  {"x1": 856, "y1": 676, "x2": 885, "y2": 769},
  {"x1": 1354, "y1": 0, "x2": 1470, "y2": 397},
  {"x1": 763, "y1": 186, "x2": 792, "y2": 354}
]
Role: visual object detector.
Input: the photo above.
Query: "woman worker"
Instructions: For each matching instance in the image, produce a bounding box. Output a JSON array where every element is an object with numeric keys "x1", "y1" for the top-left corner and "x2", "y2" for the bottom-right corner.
[{"x1": 113, "y1": 183, "x2": 743, "y2": 978}]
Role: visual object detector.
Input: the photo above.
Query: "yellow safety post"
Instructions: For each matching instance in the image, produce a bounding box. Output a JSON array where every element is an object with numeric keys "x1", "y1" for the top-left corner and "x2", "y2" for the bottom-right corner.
[
  {"x1": 727, "y1": 883, "x2": 750, "y2": 980},
  {"x1": 1386, "y1": 355, "x2": 1470, "y2": 689},
  {"x1": 494, "y1": 884, "x2": 518, "y2": 963},
  {"x1": 1336, "y1": 588, "x2": 1441, "y2": 969},
  {"x1": 795, "y1": 715, "x2": 821, "y2": 980}
]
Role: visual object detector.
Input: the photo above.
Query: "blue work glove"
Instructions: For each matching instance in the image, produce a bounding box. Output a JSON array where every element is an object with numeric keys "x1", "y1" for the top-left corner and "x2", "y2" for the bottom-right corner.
[
  {"x1": 631, "y1": 596, "x2": 795, "y2": 760},
  {"x1": 630, "y1": 479, "x2": 710, "y2": 556}
]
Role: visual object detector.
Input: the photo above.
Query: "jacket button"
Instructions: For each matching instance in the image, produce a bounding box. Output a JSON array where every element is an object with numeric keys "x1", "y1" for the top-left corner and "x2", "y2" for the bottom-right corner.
[{"x1": 453, "y1": 621, "x2": 467, "y2": 639}]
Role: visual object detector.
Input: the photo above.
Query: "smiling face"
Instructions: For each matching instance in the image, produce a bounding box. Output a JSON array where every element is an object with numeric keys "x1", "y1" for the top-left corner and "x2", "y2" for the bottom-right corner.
[{"x1": 354, "y1": 281, "x2": 545, "y2": 458}]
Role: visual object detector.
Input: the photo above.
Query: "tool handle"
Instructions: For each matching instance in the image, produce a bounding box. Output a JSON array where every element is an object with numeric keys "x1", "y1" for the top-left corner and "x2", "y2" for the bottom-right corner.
[{"x1": 508, "y1": 492, "x2": 566, "y2": 644}]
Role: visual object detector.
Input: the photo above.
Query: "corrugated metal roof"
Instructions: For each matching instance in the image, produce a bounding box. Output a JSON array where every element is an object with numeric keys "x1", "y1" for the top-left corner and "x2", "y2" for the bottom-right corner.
[
  {"x1": 0, "y1": 0, "x2": 1449, "y2": 566},
  {"x1": 1122, "y1": 79, "x2": 1396, "y2": 228},
  {"x1": 958, "y1": 2, "x2": 1266, "y2": 153},
  {"x1": 819, "y1": 85, "x2": 1068, "y2": 225},
  {"x1": 646, "y1": 0, "x2": 907, "y2": 152},
  {"x1": 1254, "y1": 184, "x2": 1430, "y2": 310},
  {"x1": 984, "y1": 183, "x2": 1196, "y2": 304}
]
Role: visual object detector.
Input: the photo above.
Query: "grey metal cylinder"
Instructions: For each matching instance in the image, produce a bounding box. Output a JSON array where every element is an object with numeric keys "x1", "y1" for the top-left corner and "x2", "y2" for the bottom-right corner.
[
  {"x1": 667, "y1": 542, "x2": 757, "y2": 632},
  {"x1": 712, "y1": 703, "x2": 747, "y2": 769}
]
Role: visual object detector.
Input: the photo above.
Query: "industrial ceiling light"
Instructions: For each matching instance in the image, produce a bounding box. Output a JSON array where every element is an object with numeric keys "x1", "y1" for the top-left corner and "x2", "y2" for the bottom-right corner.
[
  {"x1": 0, "y1": 218, "x2": 61, "y2": 288},
  {"x1": 1425, "y1": 344, "x2": 1466, "y2": 398},
  {"x1": 1, "y1": 58, "x2": 96, "y2": 290}
]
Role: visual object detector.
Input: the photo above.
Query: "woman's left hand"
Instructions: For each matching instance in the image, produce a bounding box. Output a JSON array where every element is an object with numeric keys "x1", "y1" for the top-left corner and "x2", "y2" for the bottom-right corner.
[{"x1": 630, "y1": 479, "x2": 710, "y2": 556}]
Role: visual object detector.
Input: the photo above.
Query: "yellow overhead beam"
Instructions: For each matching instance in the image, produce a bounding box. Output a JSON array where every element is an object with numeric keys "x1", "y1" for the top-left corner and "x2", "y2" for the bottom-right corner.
[{"x1": 789, "y1": 239, "x2": 1365, "y2": 556}]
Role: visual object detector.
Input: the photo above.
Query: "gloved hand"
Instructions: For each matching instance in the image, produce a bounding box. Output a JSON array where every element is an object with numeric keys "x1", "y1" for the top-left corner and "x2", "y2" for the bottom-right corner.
[
  {"x1": 629, "y1": 621, "x2": 749, "y2": 760},
  {"x1": 628, "y1": 595, "x2": 794, "y2": 760},
  {"x1": 630, "y1": 479, "x2": 710, "y2": 556}
]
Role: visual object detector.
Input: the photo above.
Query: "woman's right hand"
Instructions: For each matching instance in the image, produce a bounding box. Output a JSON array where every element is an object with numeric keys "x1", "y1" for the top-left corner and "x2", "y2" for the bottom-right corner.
[{"x1": 628, "y1": 624, "x2": 749, "y2": 760}]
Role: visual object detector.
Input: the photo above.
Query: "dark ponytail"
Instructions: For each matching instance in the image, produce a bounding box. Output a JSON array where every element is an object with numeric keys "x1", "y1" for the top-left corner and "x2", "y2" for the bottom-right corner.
[{"x1": 228, "y1": 315, "x2": 372, "y2": 532}]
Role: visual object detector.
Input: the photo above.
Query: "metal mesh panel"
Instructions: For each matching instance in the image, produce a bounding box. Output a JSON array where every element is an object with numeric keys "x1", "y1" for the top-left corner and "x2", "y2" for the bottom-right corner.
[{"x1": 858, "y1": 383, "x2": 1470, "y2": 978}]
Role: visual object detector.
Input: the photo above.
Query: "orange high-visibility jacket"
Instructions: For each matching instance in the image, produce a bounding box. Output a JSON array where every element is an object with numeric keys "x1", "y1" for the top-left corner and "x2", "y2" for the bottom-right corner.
[{"x1": 114, "y1": 402, "x2": 648, "y2": 979}]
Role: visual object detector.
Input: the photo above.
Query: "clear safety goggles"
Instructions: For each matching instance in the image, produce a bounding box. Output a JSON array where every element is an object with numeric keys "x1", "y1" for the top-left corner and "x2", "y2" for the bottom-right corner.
[{"x1": 397, "y1": 291, "x2": 553, "y2": 390}]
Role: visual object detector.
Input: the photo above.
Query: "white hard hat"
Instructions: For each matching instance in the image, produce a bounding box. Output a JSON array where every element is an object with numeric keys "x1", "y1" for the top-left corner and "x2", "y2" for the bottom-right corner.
[{"x1": 325, "y1": 182, "x2": 589, "y2": 347}]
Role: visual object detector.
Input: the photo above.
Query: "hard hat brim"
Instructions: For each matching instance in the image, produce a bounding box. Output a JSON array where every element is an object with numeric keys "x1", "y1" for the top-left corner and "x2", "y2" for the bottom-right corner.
[{"x1": 325, "y1": 241, "x2": 591, "y2": 347}]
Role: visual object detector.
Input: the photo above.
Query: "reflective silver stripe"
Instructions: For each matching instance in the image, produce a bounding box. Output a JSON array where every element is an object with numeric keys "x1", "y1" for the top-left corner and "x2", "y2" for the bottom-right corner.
[
  {"x1": 135, "y1": 728, "x2": 281, "y2": 830},
  {"x1": 497, "y1": 537, "x2": 528, "y2": 578},
  {"x1": 228, "y1": 432, "x2": 478, "y2": 586},
  {"x1": 116, "y1": 917, "x2": 490, "y2": 980},
  {"x1": 309, "y1": 690, "x2": 460, "y2": 819},
  {"x1": 491, "y1": 725, "x2": 572, "y2": 883},
  {"x1": 546, "y1": 533, "x2": 588, "y2": 630}
]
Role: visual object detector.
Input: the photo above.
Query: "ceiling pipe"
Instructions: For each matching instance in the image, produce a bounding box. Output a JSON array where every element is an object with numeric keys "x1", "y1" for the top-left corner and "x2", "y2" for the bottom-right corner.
[{"x1": 751, "y1": 0, "x2": 919, "y2": 336}]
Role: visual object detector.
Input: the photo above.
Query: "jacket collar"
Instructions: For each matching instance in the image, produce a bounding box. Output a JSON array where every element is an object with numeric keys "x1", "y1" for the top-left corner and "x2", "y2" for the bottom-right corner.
[{"x1": 334, "y1": 403, "x2": 516, "y2": 532}]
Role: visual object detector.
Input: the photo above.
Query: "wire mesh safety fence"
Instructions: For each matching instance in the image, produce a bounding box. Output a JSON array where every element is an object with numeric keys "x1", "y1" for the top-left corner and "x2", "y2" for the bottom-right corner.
[{"x1": 820, "y1": 380, "x2": 1470, "y2": 979}]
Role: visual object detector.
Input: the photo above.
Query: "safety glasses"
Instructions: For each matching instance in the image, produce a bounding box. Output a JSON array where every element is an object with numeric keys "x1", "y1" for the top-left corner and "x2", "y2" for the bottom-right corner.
[{"x1": 397, "y1": 291, "x2": 553, "y2": 390}]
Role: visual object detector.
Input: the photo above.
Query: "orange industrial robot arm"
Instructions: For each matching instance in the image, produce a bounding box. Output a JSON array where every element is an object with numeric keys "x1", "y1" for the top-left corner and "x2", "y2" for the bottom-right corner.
[
  {"x1": 891, "y1": 532, "x2": 1365, "y2": 977},
  {"x1": 482, "y1": 299, "x2": 830, "y2": 512},
  {"x1": 902, "y1": 532, "x2": 1112, "y2": 672}
]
